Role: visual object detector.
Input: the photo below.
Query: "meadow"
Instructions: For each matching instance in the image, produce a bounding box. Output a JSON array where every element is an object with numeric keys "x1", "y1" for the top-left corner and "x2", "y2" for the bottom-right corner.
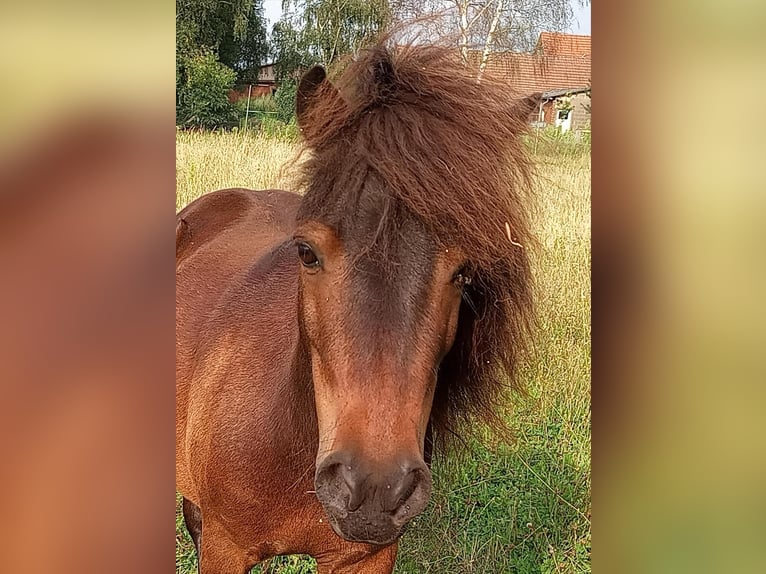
[{"x1": 176, "y1": 129, "x2": 591, "y2": 573}]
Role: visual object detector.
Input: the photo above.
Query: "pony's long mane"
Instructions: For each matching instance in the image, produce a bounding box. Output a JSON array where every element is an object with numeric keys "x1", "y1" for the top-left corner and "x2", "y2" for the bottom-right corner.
[{"x1": 295, "y1": 38, "x2": 538, "y2": 451}]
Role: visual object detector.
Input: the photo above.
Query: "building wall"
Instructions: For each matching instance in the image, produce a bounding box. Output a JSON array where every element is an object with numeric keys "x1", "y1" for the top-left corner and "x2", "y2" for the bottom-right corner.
[
  {"x1": 258, "y1": 64, "x2": 276, "y2": 83},
  {"x1": 229, "y1": 84, "x2": 275, "y2": 103},
  {"x1": 542, "y1": 101, "x2": 556, "y2": 124},
  {"x1": 539, "y1": 92, "x2": 590, "y2": 131},
  {"x1": 570, "y1": 92, "x2": 591, "y2": 131}
]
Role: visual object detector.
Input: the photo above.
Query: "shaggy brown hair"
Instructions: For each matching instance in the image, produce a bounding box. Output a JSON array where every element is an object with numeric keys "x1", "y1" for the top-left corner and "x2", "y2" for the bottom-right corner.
[{"x1": 294, "y1": 38, "x2": 539, "y2": 450}]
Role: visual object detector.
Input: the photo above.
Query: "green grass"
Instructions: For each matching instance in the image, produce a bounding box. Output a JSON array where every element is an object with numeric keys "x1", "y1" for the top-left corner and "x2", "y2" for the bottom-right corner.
[{"x1": 176, "y1": 130, "x2": 591, "y2": 573}]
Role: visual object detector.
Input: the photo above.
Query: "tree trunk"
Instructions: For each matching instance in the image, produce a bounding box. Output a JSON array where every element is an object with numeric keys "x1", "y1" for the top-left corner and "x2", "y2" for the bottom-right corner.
[
  {"x1": 457, "y1": 0, "x2": 469, "y2": 65},
  {"x1": 477, "y1": 0, "x2": 504, "y2": 81}
]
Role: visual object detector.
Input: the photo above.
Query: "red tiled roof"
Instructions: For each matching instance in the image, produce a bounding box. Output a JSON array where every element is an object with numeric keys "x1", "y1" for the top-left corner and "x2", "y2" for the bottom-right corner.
[
  {"x1": 468, "y1": 33, "x2": 591, "y2": 96},
  {"x1": 536, "y1": 32, "x2": 591, "y2": 56}
]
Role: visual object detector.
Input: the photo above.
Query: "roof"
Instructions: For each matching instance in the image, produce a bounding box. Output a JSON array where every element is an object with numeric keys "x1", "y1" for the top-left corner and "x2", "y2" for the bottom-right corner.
[
  {"x1": 542, "y1": 87, "x2": 590, "y2": 100},
  {"x1": 535, "y1": 32, "x2": 591, "y2": 56},
  {"x1": 468, "y1": 33, "x2": 591, "y2": 96},
  {"x1": 469, "y1": 51, "x2": 590, "y2": 95}
]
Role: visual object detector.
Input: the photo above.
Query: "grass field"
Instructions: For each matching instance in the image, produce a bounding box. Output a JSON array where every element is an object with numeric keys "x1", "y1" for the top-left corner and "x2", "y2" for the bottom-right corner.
[{"x1": 176, "y1": 130, "x2": 591, "y2": 573}]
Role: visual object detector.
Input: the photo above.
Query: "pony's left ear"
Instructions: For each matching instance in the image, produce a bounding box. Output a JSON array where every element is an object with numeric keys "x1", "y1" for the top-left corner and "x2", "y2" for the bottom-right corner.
[
  {"x1": 296, "y1": 65, "x2": 345, "y2": 130},
  {"x1": 512, "y1": 92, "x2": 542, "y2": 123},
  {"x1": 295, "y1": 65, "x2": 347, "y2": 143},
  {"x1": 296, "y1": 65, "x2": 326, "y2": 126}
]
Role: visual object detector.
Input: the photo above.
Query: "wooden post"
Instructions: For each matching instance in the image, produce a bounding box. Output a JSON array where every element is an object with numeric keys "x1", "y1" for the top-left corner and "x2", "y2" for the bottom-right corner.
[
  {"x1": 244, "y1": 84, "x2": 253, "y2": 131},
  {"x1": 534, "y1": 99, "x2": 544, "y2": 155}
]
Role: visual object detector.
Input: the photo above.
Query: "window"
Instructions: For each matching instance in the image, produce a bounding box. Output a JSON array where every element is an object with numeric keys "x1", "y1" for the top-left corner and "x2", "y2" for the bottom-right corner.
[{"x1": 556, "y1": 109, "x2": 571, "y2": 121}]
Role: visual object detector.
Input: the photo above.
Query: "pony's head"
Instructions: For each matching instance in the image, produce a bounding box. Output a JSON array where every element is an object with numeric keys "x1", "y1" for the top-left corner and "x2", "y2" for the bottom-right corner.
[{"x1": 293, "y1": 41, "x2": 538, "y2": 545}]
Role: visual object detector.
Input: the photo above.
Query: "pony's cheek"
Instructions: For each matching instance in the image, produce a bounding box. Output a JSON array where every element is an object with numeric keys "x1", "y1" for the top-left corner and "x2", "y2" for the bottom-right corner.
[
  {"x1": 309, "y1": 358, "x2": 343, "y2": 456},
  {"x1": 298, "y1": 278, "x2": 327, "y2": 344},
  {"x1": 440, "y1": 293, "x2": 463, "y2": 353}
]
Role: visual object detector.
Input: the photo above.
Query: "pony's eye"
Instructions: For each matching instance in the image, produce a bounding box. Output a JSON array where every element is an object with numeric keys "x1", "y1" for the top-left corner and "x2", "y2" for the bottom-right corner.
[
  {"x1": 453, "y1": 267, "x2": 472, "y2": 288},
  {"x1": 297, "y1": 242, "x2": 320, "y2": 268}
]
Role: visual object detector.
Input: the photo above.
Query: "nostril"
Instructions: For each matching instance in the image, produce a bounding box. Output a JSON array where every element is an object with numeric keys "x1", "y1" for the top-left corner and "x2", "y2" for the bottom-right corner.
[
  {"x1": 315, "y1": 461, "x2": 354, "y2": 512},
  {"x1": 386, "y1": 469, "x2": 418, "y2": 511},
  {"x1": 340, "y1": 464, "x2": 366, "y2": 512}
]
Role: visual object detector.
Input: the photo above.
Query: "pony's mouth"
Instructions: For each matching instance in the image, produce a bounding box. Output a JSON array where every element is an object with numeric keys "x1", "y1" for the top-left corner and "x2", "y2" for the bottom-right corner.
[
  {"x1": 314, "y1": 454, "x2": 433, "y2": 545},
  {"x1": 322, "y1": 506, "x2": 407, "y2": 546}
]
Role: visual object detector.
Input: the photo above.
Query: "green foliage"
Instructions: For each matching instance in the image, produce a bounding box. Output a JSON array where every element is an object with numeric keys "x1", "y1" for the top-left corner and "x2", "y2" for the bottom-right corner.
[
  {"x1": 253, "y1": 555, "x2": 317, "y2": 573},
  {"x1": 222, "y1": 1, "x2": 269, "y2": 83},
  {"x1": 176, "y1": 0, "x2": 269, "y2": 123},
  {"x1": 236, "y1": 116, "x2": 300, "y2": 141},
  {"x1": 235, "y1": 94, "x2": 277, "y2": 115},
  {"x1": 389, "y1": 0, "x2": 574, "y2": 54},
  {"x1": 231, "y1": 95, "x2": 299, "y2": 139},
  {"x1": 272, "y1": 0, "x2": 391, "y2": 80},
  {"x1": 271, "y1": 20, "x2": 308, "y2": 81},
  {"x1": 177, "y1": 51, "x2": 238, "y2": 129},
  {"x1": 555, "y1": 96, "x2": 574, "y2": 113},
  {"x1": 176, "y1": 495, "x2": 197, "y2": 573},
  {"x1": 274, "y1": 80, "x2": 299, "y2": 123},
  {"x1": 258, "y1": 116, "x2": 300, "y2": 141}
]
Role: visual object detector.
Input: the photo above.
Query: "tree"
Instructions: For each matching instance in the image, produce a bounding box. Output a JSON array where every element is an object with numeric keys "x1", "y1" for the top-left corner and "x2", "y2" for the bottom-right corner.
[
  {"x1": 390, "y1": 0, "x2": 574, "y2": 77},
  {"x1": 272, "y1": 0, "x2": 392, "y2": 80},
  {"x1": 177, "y1": 51, "x2": 239, "y2": 129},
  {"x1": 176, "y1": 1, "x2": 270, "y2": 127},
  {"x1": 234, "y1": 7, "x2": 270, "y2": 83},
  {"x1": 211, "y1": 0, "x2": 270, "y2": 82},
  {"x1": 176, "y1": 0, "x2": 269, "y2": 83}
]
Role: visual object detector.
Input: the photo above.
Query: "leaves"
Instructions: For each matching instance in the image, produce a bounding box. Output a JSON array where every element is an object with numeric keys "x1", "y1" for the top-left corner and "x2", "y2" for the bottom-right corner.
[
  {"x1": 177, "y1": 51, "x2": 238, "y2": 129},
  {"x1": 177, "y1": 1, "x2": 270, "y2": 127},
  {"x1": 272, "y1": 0, "x2": 391, "y2": 80},
  {"x1": 176, "y1": 1, "x2": 269, "y2": 83}
]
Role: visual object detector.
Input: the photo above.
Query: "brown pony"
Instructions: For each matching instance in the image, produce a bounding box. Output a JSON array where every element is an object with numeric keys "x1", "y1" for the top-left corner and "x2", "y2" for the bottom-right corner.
[{"x1": 176, "y1": 40, "x2": 539, "y2": 573}]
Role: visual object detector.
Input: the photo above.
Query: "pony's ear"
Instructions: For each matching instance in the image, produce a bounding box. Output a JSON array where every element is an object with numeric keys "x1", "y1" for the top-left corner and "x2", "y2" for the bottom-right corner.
[
  {"x1": 296, "y1": 65, "x2": 339, "y2": 128},
  {"x1": 513, "y1": 92, "x2": 542, "y2": 123},
  {"x1": 295, "y1": 65, "x2": 347, "y2": 143}
]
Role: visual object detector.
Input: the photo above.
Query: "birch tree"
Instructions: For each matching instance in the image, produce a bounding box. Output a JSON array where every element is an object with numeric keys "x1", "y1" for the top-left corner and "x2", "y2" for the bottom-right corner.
[
  {"x1": 390, "y1": 0, "x2": 574, "y2": 72},
  {"x1": 476, "y1": 0, "x2": 504, "y2": 80}
]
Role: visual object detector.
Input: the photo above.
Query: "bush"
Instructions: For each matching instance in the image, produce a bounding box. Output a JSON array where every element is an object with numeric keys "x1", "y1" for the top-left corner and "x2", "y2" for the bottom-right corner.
[
  {"x1": 234, "y1": 94, "x2": 277, "y2": 116},
  {"x1": 253, "y1": 95, "x2": 278, "y2": 114},
  {"x1": 235, "y1": 94, "x2": 277, "y2": 130},
  {"x1": 177, "y1": 52, "x2": 238, "y2": 129},
  {"x1": 230, "y1": 92, "x2": 299, "y2": 139},
  {"x1": 258, "y1": 115, "x2": 300, "y2": 141},
  {"x1": 274, "y1": 80, "x2": 298, "y2": 123}
]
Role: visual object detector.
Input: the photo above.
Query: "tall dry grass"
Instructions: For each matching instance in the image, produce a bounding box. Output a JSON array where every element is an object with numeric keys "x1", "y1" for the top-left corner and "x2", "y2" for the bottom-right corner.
[{"x1": 176, "y1": 130, "x2": 296, "y2": 211}]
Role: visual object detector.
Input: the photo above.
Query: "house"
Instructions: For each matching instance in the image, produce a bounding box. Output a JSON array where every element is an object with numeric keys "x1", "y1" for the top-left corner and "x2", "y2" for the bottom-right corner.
[
  {"x1": 540, "y1": 86, "x2": 590, "y2": 133},
  {"x1": 469, "y1": 32, "x2": 591, "y2": 132},
  {"x1": 229, "y1": 63, "x2": 278, "y2": 103}
]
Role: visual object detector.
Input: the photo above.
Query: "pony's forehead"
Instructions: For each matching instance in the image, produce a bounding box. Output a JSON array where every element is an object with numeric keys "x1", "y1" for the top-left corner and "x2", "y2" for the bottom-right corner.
[{"x1": 294, "y1": 40, "x2": 536, "y2": 279}]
